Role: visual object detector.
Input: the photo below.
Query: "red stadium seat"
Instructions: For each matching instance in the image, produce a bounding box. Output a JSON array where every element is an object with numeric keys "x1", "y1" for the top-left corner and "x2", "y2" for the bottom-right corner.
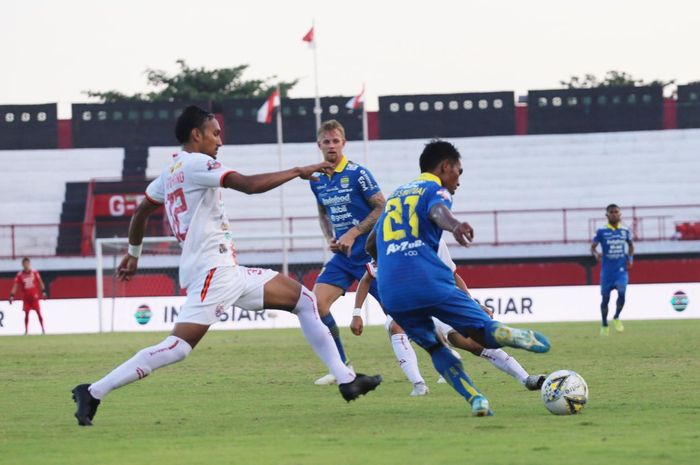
[{"x1": 50, "y1": 274, "x2": 175, "y2": 298}]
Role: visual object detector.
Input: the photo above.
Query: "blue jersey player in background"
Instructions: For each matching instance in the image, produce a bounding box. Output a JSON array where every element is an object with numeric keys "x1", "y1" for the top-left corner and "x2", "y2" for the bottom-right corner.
[
  {"x1": 310, "y1": 120, "x2": 386, "y2": 385},
  {"x1": 591, "y1": 204, "x2": 635, "y2": 336},
  {"x1": 367, "y1": 140, "x2": 550, "y2": 417}
]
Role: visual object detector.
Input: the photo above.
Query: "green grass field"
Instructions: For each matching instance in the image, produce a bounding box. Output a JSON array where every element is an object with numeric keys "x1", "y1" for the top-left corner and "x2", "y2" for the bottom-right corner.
[{"x1": 1, "y1": 320, "x2": 699, "y2": 465}]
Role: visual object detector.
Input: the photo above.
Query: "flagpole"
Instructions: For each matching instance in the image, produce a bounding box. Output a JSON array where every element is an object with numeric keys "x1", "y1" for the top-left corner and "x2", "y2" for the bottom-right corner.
[
  {"x1": 312, "y1": 20, "x2": 322, "y2": 131},
  {"x1": 362, "y1": 82, "x2": 369, "y2": 167},
  {"x1": 276, "y1": 84, "x2": 288, "y2": 276}
]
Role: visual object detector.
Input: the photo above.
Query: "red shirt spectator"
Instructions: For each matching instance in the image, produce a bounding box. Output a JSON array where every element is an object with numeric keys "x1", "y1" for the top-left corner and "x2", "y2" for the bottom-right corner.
[{"x1": 9, "y1": 257, "x2": 46, "y2": 335}]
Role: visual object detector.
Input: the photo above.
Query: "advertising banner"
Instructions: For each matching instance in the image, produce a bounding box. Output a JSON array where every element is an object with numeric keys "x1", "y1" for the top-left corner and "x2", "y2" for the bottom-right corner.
[{"x1": 1, "y1": 283, "x2": 697, "y2": 336}]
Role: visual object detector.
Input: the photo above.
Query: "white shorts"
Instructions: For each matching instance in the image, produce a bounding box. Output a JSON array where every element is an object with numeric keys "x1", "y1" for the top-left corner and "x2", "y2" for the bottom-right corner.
[{"x1": 177, "y1": 265, "x2": 278, "y2": 325}]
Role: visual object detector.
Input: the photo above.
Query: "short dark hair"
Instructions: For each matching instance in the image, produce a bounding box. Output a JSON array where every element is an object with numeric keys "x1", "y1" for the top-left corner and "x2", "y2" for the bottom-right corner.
[
  {"x1": 606, "y1": 204, "x2": 620, "y2": 212},
  {"x1": 419, "y1": 139, "x2": 461, "y2": 172},
  {"x1": 22, "y1": 257, "x2": 30, "y2": 263},
  {"x1": 175, "y1": 106, "x2": 215, "y2": 143}
]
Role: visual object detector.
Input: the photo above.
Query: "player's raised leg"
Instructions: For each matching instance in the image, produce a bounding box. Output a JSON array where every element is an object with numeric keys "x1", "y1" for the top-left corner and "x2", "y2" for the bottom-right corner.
[{"x1": 259, "y1": 274, "x2": 381, "y2": 402}]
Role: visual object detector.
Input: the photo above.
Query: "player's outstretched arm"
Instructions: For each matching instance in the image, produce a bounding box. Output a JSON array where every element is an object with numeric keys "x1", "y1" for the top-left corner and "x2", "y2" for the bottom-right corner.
[
  {"x1": 223, "y1": 162, "x2": 333, "y2": 194},
  {"x1": 117, "y1": 199, "x2": 160, "y2": 282},
  {"x1": 428, "y1": 204, "x2": 473, "y2": 247},
  {"x1": 351, "y1": 271, "x2": 373, "y2": 336}
]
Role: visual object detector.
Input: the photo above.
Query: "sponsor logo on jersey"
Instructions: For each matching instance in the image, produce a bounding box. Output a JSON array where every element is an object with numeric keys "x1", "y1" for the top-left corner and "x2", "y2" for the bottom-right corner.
[
  {"x1": 321, "y1": 193, "x2": 351, "y2": 206},
  {"x1": 169, "y1": 161, "x2": 182, "y2": 174},
  {"x1": 386, "y1": 239, "x2": 425, "y2": 255},
  {"x1": 219, "y1": 244, "x2": 228, "y2": 253},
  {"x1": 207, "y1": 159, "x2": 222, "y2": 171}
]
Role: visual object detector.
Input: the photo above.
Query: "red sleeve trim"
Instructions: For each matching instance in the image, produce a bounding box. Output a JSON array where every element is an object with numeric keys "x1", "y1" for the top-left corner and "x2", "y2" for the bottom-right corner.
[
  {"x1": 220, "y1": 170, "x2": 237, "y2": 187},
  {"x1": 144, "y1": 191, "x2": 163, "y2": 206}
]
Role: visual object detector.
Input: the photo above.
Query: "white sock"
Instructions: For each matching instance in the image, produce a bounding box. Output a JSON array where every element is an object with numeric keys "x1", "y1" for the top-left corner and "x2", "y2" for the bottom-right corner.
[
  {"x1": 89, "y1": 335, "x2": 192, "y2": 400},
  {"x1": 390, "y1": 333, "x2": 424, "y2": 385},
  {"x1": 295, "y1": 287, "x2": 355, "y2": 384},
  {"x1": 480, "y1": 348, "x2": 529, "y2": 384}
]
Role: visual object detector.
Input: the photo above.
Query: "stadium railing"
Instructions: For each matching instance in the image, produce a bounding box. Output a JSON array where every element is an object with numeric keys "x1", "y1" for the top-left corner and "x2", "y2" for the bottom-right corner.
[{"x1": 1, "y1": 204, "x2": 699, "y2": 259}]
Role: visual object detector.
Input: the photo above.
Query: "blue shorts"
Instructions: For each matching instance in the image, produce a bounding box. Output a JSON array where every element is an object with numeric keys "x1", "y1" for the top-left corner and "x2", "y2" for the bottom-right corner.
[
  {"x1": 601, "y1": 272, "x2": 628, "y2": 296},
  {"x1": 316, "y1": 253, "x2": 380, "y2": 302},
  {"x1": 386, "y1": 288, "x2": 497, "y2": 350}
]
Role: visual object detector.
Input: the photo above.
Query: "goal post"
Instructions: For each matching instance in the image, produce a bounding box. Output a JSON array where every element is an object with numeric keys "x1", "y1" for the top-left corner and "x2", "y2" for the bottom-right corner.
[{"x1": 94, "y1": 233, "x2": 345, "y2": 333}]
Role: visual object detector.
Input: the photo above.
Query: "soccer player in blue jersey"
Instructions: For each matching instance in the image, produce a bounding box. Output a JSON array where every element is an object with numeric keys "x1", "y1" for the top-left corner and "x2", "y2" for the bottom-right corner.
[
  {"x1": 591, "y1": 204, "x2": 635, "y2": 336},
  {"x1": 310, "y1": 120, "x2": 386, "y2": 385},
  {"x1": 368, "y1": 139, "x2": 550, "y2": 416}
]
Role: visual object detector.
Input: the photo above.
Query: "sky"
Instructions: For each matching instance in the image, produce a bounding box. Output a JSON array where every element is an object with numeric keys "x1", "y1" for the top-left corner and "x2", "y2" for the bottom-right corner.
[{"x1": 3, "y1": 0, "x2": 699, "y2": 118}]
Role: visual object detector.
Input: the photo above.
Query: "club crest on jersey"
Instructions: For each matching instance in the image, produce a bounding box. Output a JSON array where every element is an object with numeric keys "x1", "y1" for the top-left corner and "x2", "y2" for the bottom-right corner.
[
  {"x1": 340, "y1": 176, "x2": 350, "y2": 188},
  {"x1": 437, "y1": 189, "x2": 452, "y2": 201},
  {"x1": 207, "y1": 159, "x2": 222, "y2": 171}
]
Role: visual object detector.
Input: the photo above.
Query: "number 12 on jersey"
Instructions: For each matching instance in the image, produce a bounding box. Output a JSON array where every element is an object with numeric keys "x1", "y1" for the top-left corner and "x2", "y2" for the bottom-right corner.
[{"x1": 383, "y1": 195, "x2": 419, "y2": 241}]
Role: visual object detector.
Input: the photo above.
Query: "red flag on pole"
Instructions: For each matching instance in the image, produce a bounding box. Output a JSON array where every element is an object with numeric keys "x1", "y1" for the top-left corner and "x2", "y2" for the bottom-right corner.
[
  {"x1": 257, "y1": 89, "x2": 280, "y2": 124},
  {"x1": 345, "y1": 85, "x2": 365, "y2": 110},
  {"x1": 302, "y1": 26, "x2": 314, "y2": 44}
]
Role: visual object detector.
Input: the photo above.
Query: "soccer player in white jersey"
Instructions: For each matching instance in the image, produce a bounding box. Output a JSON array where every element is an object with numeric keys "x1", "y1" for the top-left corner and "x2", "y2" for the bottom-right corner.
[
  {"x1": 351, "y1": 238, "x2": 545, "y2": 395},
  {"x1": 71, "y1": 106, "x2": 381, "y2": 426}
]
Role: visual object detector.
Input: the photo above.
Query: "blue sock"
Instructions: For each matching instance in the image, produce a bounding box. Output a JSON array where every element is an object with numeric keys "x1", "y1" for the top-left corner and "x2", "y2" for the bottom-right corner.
[
  {"x1": 614, "y1": 292, "x2": 625, "y2": 319},
  {"x1": 320, "y1": 313, "x2": 348, "y2": 365},
  {"x1": 601, "y1": 294, "x2": 611, "y2": 326},
  {"x1": 430, "y1": 345, "x2": 481, "y2": 402}
]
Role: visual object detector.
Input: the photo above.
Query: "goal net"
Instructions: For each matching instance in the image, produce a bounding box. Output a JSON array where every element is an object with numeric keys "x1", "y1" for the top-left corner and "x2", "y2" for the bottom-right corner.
[{"x1": 95, "y1": 233, "x2": 332, "y2": 332}]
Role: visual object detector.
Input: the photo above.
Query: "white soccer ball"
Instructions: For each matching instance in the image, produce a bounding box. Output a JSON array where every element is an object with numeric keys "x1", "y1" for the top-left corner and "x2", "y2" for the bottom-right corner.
[{"x1": 540, "y1": 370, "x2": 588, "y2": 415}]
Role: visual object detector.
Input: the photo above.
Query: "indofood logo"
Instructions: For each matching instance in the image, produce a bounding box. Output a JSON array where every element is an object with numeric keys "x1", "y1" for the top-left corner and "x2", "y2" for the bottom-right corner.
[
  {"x1": 135, "y1": 304, "x2": 152, "y2": 325},
  {"x1": 670, "y1": 291, "x2": 689, "y2": 312}
]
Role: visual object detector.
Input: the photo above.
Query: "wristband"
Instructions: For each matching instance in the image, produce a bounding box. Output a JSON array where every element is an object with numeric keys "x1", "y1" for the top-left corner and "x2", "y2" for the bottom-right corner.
[
  {"x1": 128, "y1": 243, "x2": 143, "y2": 258},
  {"x1": 352, "y1": 308, "x2": 362, "y2": 317}
]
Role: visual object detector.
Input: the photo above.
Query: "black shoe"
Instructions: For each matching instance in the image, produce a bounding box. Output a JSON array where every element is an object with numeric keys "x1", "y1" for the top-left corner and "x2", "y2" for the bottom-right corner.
[
  {"x1": 338, "y1": 373, "x2": 382, "y2": 402},
  {"x1": 524, "y1": 374, "x2": 547, "y2": 391},
  {"x1": 72, "y1": 384, "x2": 100, "y2": 426}
]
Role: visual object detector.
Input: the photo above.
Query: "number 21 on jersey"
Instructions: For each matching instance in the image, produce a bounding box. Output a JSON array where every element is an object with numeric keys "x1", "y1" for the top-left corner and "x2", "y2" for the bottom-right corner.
[{"x1": 383, "y1": 195, "x2": 419, "y2": 241}]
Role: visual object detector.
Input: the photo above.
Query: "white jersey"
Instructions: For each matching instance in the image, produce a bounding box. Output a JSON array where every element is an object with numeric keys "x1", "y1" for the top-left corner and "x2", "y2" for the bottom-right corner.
[
  {"x1": 145, "y1": 150, "x2": 237, "y2": 289},
  {"x1": 366, "y1": 238, "x2": 455, "y2": 279}
]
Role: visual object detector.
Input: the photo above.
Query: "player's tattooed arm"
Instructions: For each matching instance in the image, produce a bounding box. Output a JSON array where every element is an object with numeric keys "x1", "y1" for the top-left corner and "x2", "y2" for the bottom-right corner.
[
  {"x1": 335, "y1": 192, "x2": 386, "y2": 255},
  {"x1": 317, "y1": 203, "x2": 335, "y2": 244},
  {"x1": 355, "y1": 192, "x2": 386, "y2": 235},
  {"x1": 429, "y1": 203, "x2": 474, "y2": 247},
  {"x1": 117, "y1": 199, "x2": 160, "y2": 281}
]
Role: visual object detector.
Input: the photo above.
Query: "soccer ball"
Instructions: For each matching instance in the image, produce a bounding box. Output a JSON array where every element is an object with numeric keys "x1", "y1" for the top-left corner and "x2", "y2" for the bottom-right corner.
[{"x1": 540, "y1": 370, "x2": 588, "y2": 415}]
